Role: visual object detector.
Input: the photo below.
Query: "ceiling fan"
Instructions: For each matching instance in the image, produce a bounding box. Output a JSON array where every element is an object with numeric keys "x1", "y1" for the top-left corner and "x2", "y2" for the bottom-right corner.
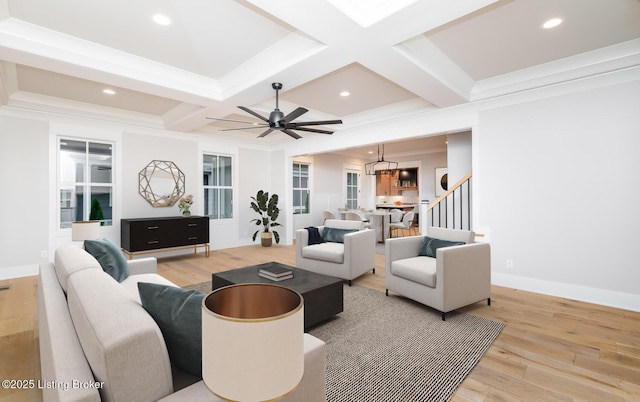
[{"x1": 206, "y1": 82, "x2": 342, "y2": 140}]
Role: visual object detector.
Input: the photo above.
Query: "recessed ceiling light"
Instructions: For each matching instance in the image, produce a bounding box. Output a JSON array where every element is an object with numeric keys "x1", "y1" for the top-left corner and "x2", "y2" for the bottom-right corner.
[
  {"x1": 153, "y1": 14, "x2": 171, "y2": 26},
  {"x1": 542, "y1": 17, "x2": 563, "y2": 29},
  {"x1": 368, "y1": 151, "x2": 374, "y2": 154},
  {"x1": 340, "y1": 91, "x2": 350, "y2": 97},
  {"x1": 102, "y1": 89, "x2": 116, "y2": 95}
]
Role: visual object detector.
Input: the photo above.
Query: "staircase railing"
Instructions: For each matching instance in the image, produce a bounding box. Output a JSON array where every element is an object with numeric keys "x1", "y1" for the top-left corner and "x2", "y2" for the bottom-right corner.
[{"x1": 426, "y1": 172, "x2": 473, "y2": 231}]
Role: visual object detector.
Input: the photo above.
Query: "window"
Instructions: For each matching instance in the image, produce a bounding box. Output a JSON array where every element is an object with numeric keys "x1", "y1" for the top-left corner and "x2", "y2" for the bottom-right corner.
[
  {"x1": 58, "y1": 138, "x2": 113, "y2": 228},
  {"x1": 346, "y1": 170, "x2": 359, "y2": 209},
  {"x1": 203, "y1": 154, "x2": 233, "y2": 219},
  {"x1": 293, "y1": 163, "x2": 310, "y2": 214}
]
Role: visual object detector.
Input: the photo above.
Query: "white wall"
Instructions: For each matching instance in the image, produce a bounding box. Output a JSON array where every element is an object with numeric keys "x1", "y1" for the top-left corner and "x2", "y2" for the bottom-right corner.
[
  {"x1": 239, "y1": 147, "x2": 272, "y2": 245},
  {"x1": 0, "y1": 114, "x2": 49, "y2": 277},
  {"x1": 122, "y1": 132, "x2": 199, "y2": 219},
  {"x1": 447, "y1": 131, "x2": 472, "y2": 184},
  {"x1": 478, "y1": 80, "x2": 640, "y2": 309}
]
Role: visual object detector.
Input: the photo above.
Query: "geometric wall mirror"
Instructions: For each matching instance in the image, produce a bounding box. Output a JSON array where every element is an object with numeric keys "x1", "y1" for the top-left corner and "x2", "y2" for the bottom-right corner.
[{"x1": 138, "y1": 160, "x2": 185, "y2": 207}]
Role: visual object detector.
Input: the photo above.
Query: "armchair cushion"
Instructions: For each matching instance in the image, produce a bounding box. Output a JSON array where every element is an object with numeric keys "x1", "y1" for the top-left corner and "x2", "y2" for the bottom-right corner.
[
  {"x1": 302, "y1": 242, "x2": 345, "y2": 264},
  {"x1": 418, "y1": 236, "x2": 465, "y2": 258},
  {"x1": 391, "y1": 256, "x2": 437, "y2": 288},
  {"x1": 322, "y1": 227, "x2": 357, "y2": 243}
]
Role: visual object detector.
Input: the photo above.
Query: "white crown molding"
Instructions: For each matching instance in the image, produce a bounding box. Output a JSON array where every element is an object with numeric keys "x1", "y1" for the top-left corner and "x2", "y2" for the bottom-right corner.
[
  {"x1": 472, "y1": 38, "x2": 640, "y2": 101},
  {"x1": 8, "y1": 90, "x2": 164, "y2": 129}
]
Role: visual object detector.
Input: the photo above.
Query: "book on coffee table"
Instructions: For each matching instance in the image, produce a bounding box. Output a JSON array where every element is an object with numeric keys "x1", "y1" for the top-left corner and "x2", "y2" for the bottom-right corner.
[
  {"x1": 259, "y1": 272, "x2": 294, "y2": 282},
  {"x1": 259, "y1": 265, "x2": 292, "y2": 278}
]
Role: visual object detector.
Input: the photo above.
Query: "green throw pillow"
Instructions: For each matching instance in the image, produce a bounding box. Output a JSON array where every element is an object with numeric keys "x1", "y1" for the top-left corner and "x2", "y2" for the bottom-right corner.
[
  {"x1": 322, "y1": 227, "x2": 358, "y2": 243},
  {"x1": 84, "y1": 238, "x2": 129, "y2": 282},
  {"x1": 138, "y1": 282, "x2": 204, "y2": 377},
  {"x1": 419, "y1": 236, "x2": 465, "y2": 257}
]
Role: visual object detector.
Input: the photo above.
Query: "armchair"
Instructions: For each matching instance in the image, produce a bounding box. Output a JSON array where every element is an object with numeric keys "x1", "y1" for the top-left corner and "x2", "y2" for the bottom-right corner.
[
  {"x1": 385, "y1": 227, "x2": 491, "y2": 320},
  {"x1": 296, "y1": 219, "x2": 376, "y2": 285}
]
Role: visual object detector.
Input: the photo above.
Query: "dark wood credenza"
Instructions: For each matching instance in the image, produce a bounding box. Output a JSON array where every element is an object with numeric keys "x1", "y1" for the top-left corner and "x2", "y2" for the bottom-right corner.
[{"x1": 121, "y1": 216, "x2": 210, "y2": 259}]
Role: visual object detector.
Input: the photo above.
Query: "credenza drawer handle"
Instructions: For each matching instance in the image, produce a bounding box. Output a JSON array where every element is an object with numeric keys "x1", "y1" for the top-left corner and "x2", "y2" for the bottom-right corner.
[
  {"x1": 148, "y1": 241, "x2": 159, "y2": 244},
  {"x1": 147, "y1": 226, "x2": 159, "y2": 230},
  {"x1": 188, "y1": 237, "x2": 198, "y2": 240},
  {"x1": 188, "y1": 223, "x2": 197, "y2": 227}
]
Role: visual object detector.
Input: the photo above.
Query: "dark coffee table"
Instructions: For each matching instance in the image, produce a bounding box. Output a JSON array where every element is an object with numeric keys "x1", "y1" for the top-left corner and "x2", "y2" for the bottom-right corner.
[{"x1": 212, "y1": 262, "x2": 343, "y2": 330}]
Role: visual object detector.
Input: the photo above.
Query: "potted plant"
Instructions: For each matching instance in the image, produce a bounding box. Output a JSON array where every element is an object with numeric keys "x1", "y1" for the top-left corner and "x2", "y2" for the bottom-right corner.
[{"x1": 250, "y1": 190, "x2": 281, "y2": 247}]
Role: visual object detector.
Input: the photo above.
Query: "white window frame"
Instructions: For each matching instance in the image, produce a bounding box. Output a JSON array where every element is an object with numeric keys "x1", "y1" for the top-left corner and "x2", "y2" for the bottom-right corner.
[
  {"x1": 293, "y1": 162, "x2": 311, "y2": 215},
  {"x1": 203, "y1": 153, "x2": 234, "y2": 220},
  {"x1": 57, "y1": 137, "x2": 114, "y2": 229},
  {"x1": 344, "y1": 165, "x2": 361, "y2": 209}
]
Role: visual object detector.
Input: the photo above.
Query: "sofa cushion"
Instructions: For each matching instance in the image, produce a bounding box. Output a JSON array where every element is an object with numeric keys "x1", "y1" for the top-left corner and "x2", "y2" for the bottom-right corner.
[
  {"x1": 302, "y1": 243, "x2": 345, "y2": 264},
  {"x1": 84, "y1": 238, "x2": 130, "y2": 282},
  {"x1": 322, "y1": 227, "x2": 357, "y2": 243},
  {"x1": 418, "y1": 236, "x2": 465, "y2": 258},
  {"x1": 391, "y1": 256, "x2": 437, "y2": 288},
  {"x1": 138, "y1": 282, "x2": 205, "y2": 377},
  {"x1": 54, "y1": 245, "x2": 102, "y2": 293},
  {"x1": 67, "y1": 269, "x2": 173, "y2": 402}
]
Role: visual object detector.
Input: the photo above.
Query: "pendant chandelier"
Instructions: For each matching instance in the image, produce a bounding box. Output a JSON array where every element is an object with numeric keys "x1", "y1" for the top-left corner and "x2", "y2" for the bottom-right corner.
[{"x1": 365, "y1": 144, "x2": 398, "y2": 175}]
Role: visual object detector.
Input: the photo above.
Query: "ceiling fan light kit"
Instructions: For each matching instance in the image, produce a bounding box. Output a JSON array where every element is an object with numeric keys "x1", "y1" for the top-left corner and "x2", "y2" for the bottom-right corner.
[{"x1": 207, "y1": 83, "x2": 342, "y2": 139}]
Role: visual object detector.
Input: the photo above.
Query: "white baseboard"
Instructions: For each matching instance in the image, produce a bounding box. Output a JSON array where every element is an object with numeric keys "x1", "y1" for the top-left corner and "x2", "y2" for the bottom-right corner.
[
  {"x1": 492, "y1": 272, "x2": 640, "y2": 313},
  {"x1": 0, "y1": 264, "x2": 40, "y2": 280}
]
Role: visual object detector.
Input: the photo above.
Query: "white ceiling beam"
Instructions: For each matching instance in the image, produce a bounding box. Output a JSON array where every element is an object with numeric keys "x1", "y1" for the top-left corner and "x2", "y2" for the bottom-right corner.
[{"x1": 244, "y1": 0, "x2": 499, "y2": 108}]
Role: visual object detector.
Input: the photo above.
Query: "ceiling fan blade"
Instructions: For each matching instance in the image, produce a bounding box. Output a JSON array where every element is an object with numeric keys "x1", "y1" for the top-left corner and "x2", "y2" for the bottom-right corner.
[
  {"x1": 289, "y1": 127, "x2": 334, "y2": 134},
  {"x1": 257, "y1": 128, "x2": 274, "y2": 138},
  {"x1": 282, "y1": 129, "x2": 302, "y2": 140},
  {"x1": 238, "y1": 106, "x2": 269, "y2": 122},
  {"x1": 288, "y1": 119, "x2": 343, "y2": 127},
  {"x1": 281, "y1": 107, "x2": 308, "y2": 124},
  {"x1": 220, "y1": 125, "x2": 270, "y2": 132},
  {"x1": 206, "y1": 117, "x2": 258, "y2": 124}
]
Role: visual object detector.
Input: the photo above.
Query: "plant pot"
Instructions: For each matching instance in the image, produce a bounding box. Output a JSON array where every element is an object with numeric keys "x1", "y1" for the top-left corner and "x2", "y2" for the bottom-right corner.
[
  {"x1": 182, "y1": 210, "x2": 191, "y2": 218},
  {"x1": 261, "y1": 232, "x2": 273, "y2": 247}
]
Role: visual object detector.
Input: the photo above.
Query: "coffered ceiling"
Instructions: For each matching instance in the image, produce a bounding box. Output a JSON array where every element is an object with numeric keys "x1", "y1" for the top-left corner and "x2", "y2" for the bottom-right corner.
[{"x1": 1, "y1": 0, "x2": 639, "y2": 149}]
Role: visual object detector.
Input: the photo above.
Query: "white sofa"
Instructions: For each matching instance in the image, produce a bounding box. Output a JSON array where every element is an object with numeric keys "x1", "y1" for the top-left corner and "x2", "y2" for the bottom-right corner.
[
  {"x1": 39, "y1": 245, "x2": 327, "y2": 402},
  {"x1": 385, "y1": 227, "x2": 491, "y2": 320},
  {"x1": 296, "y1": 219, "x2": 376, "y2": 285}
]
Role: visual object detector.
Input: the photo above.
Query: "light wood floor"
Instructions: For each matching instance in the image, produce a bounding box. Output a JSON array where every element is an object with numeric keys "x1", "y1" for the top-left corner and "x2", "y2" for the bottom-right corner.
[{"x1": 1, "y1": 244, "x2": 639, "y2": 401}]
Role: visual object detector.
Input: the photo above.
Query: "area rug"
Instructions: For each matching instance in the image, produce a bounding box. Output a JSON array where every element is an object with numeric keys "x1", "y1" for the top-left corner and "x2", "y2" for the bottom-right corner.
[{"x1": 184, "y1": 282, "x2": 504, "y2": 401}]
